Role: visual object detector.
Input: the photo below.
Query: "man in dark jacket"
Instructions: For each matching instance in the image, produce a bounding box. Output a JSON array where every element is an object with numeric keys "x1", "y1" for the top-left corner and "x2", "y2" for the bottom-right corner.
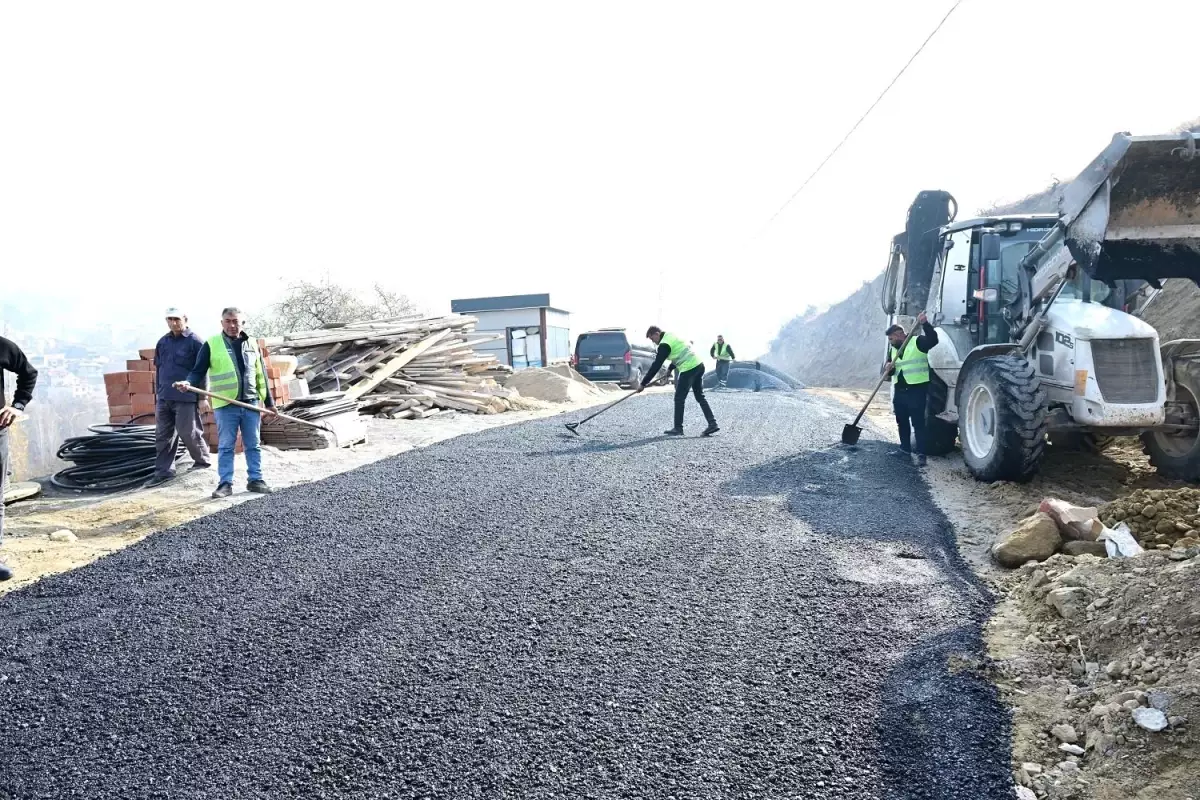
[
  {"x1": 0, "y1": 336, "x2": 39, "y2": 581},
  {"x1": 884, "y1": 312, "x2": 938, "y2": 466},
  {"x1": 146, "y1": 308, "x2": 211, "y2": 486}
]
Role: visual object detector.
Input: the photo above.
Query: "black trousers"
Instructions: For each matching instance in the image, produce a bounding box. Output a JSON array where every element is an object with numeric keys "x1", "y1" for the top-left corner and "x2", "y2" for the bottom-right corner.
[
  {"x1": 154, "y1": 399, "x2": 212, "y2": 477},
  {"x1": 893, "y1": 383, "x2": 928, "y2": 455},
  {"x1": 674, "y1": 364, "x2": 716, "y2": 429}
]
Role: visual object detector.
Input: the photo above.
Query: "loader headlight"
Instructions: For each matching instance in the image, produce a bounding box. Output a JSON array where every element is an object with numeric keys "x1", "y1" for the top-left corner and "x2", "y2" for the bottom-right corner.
[{"x1": 1008, "y1": 221, "x2": 1023, "y2": 232}]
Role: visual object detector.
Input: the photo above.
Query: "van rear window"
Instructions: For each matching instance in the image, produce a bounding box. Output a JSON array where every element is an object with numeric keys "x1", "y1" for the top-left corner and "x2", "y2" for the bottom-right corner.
[{"x1": 576, "y1": 333, "x2": 628, "y2": 356}]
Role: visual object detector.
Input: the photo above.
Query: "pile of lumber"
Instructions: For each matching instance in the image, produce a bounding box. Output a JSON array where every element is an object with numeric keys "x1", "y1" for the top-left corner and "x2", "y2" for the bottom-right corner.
[
  {"x1": 260, "y1": 393, "x2": 367, "y2": 450},
  {"x1": 266, "y1": 314, "x2": 516, "y2": 417}
]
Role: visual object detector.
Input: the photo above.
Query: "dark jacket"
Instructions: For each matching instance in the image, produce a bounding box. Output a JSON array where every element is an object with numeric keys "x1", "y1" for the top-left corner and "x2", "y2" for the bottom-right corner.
[
  {"x1": 155, "y1": 329, "x2": 206, "y2": 403},
  {"x1": 0, "y1": 336, "x2": 38, "y2": 410},
  {"x1": 187, "y1": 333, "x2": 275, "y2": 409}
]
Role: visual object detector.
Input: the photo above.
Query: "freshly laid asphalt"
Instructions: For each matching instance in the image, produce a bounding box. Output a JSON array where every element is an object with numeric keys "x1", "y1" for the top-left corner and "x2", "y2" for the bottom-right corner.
[{"x1": 0, "y1": 391, "x2": 1010, "y2": 799}]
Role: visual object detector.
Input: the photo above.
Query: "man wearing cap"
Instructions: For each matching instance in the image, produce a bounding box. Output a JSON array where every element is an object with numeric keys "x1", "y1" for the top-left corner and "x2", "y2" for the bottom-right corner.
[{"x1": 146, "y1": 308, "x2": 211, "y2": 486}]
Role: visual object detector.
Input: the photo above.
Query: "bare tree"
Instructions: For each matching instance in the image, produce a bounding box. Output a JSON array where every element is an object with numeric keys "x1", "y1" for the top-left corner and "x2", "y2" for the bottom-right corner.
[{"x1": 249, "y1": 275, "x2": 419, "y2": 335}]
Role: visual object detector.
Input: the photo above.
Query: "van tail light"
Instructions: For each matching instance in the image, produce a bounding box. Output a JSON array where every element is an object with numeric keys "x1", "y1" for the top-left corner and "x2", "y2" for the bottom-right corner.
[{"x1": 624, "y1": 350, "x2": 632, "y2": 364}]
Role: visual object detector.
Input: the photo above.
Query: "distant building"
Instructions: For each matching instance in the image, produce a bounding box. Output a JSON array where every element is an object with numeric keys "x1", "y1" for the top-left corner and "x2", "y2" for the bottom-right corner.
[{"x1": 449, "y1": 293, "x2": 570, "y2": 369}]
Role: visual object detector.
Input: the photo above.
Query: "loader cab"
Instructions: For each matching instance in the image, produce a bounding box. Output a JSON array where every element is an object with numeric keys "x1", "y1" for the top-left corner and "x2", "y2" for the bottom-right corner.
[{"x1": 958, "y1": 220, "x2": 1056, "y2": 347}]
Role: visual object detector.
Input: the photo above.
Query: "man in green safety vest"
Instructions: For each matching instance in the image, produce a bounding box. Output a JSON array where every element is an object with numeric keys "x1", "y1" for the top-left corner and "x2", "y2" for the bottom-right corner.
[
  {"x1": 884, "y1": 311, "x2": 938, "y2": 466},
  {"x1": 710, "y1": 335, "x2": 735, "y2": 387},
  {"x1": 636, "y1": 325, "x2": 719, "y2": 436},
  {"x1": 176, "y1": 307, "x2": 278, "y2": 498}
]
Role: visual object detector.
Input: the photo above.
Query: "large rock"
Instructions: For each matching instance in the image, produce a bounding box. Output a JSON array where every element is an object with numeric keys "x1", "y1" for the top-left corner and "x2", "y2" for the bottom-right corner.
[
  {"x1": 1047, "y1": 587, "x2": 1089, "y2": 620},
  {"x1": 1063, "y1": 540, "x2": 1108, "y2": 558},
  {"x1": 992, "y1": 512, "x2": 1062, "y2": 568}
]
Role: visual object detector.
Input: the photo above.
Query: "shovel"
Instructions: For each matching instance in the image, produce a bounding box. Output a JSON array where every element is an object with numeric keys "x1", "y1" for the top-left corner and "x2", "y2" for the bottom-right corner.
[
  {"x1": 180, "y1": 385, "x2": 341, "y2": 447},
  {"x1": 841, "y1": 325, "x2": 918, "y2": 445},
  {"x1": 564, "y1": 389, "x2": 641, "y2": 436}
]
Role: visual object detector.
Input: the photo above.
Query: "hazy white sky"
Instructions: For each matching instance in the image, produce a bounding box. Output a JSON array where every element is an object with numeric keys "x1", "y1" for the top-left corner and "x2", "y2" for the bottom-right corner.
[{"x1": 1, "y1": 1, "x2": 1195, "y2": 356}]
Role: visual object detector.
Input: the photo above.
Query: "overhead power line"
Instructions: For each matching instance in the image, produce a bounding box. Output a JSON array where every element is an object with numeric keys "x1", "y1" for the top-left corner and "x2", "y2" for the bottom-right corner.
[{"x1": 761, "y1": 0, "x2": 965, "y2": 232}]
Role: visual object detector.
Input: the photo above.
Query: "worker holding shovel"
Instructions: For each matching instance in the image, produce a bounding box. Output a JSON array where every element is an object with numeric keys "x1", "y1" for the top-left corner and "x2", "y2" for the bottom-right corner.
[
  {"x1": 175, "y1": 307, "x2": 277, "y2": 498},
  {"x1": 883, "y1": 312, "x2": 938, "y2": 467}
]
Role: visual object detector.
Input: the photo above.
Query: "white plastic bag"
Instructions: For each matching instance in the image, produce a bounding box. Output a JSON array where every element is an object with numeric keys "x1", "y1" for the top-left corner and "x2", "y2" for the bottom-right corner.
[{"x1": 1097, "y1": 522, "x2": 1144, "y2": 558}]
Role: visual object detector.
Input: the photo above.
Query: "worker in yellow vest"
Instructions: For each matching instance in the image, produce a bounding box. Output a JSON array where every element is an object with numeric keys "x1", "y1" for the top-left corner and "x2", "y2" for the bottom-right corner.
[
  {"x1": 636, "y1": 326, "x2": 719, "y2": 436},
  {"x1": 710, "y1": 335, "x2": 735, "y2": 386},
  {"x1": 883, "y1": 311, "x2": 938, "y2": 466},
  {"x1": 176, "y1": 307, "x2": 278, "y2": 498}
]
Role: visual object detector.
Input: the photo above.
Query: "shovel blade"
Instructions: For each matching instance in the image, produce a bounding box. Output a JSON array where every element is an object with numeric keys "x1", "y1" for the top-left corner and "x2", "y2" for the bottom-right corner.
[{"x1": 841, "y1": 424, "x2": 861, "y2": 445}]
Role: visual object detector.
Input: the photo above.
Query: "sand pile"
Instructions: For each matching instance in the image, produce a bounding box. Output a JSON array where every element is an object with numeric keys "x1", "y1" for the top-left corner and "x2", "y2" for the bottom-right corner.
[{"x1": 504, "y1": 368, "x2": 604, "y2": 404}]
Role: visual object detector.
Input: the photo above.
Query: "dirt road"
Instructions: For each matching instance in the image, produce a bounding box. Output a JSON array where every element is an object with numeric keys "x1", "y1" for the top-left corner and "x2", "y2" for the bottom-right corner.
[{"x1": 0, "y1": 390, "x2": 1010, "y2": 799}]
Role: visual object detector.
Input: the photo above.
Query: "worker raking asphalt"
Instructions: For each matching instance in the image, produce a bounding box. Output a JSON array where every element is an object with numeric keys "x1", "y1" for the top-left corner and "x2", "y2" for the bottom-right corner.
[{"x1": 0, "y1": 392, "x2": 1010, "y2": 799}]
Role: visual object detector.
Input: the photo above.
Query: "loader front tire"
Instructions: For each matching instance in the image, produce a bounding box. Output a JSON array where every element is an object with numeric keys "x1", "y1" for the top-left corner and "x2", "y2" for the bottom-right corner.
[
  {"x1": 1142, "y1": 364, "x2": 1200, "y2": 481},
  {"x1": 958, "y1": 356, "x2": 1047, "y2": 483}
]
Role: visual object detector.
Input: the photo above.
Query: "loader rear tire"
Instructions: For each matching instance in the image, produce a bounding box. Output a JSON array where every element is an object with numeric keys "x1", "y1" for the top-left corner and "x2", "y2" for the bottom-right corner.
[
  {"x1": 958, "y1": 355, "x2": 1047, "y2": 483},
  {"x1": 1049, "y1": 431, "x2": 1115, "y2": 453},
  {"x1": 924, "y1": 375, "x2": 958, "y2": 456},
  {"x1": 1142, "y1": 364, "x2": 1200, "y2": 481}
]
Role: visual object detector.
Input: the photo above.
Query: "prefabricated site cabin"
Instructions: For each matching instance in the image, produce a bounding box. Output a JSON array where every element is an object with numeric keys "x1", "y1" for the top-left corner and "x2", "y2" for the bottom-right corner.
[{"x1": 449, "y1": 294, "x2": 571, "y2": 370}]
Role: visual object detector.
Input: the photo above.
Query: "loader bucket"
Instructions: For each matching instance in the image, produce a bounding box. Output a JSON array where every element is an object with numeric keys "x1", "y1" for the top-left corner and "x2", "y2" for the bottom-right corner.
[{"x1": 1065, "y1": 132, "x2": 1200, "y2": 286}]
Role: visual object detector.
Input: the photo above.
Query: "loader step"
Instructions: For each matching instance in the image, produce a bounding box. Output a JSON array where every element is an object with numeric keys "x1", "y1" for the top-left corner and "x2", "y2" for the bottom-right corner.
[{"x1": 936, "y1": 411, "x2": 959, "y2": 424}]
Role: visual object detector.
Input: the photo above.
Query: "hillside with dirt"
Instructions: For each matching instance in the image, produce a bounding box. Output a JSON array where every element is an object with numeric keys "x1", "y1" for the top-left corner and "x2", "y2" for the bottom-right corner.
[{"x1": 762, "y1": 273, "x2": 887, "y2": 389}]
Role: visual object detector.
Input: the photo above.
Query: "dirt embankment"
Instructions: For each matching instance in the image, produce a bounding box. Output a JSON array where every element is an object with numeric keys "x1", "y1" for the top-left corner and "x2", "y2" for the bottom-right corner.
[
  {"x1": 1142, "y1": 279, "x2": 1200, "y2": 343},
  {"x1": 762, "y1": 274, "x2": 887, "y2": 389}
]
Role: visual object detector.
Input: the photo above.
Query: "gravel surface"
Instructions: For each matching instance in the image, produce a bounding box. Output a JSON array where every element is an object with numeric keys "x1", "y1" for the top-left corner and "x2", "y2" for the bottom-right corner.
[{"x1": 0, "y1": 391, "x2": 1010, "y2": 799}]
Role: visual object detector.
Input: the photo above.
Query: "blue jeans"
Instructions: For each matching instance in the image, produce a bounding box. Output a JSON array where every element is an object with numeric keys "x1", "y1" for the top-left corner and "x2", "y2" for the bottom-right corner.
[{"x1": 214, "y1": 404, "x2": 263, "y2": 486}]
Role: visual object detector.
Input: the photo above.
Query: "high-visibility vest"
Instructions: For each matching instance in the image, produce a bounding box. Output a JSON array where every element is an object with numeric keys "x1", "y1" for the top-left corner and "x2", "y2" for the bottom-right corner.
[
  {"x1": 206, "y1": 333, "x2": 268, "y2": 408},
  {"x1": 661, "y1": 332, "x2": 701, "y2": 373},
  {"x1": 889, "y1": 336, "x2": 930, "y2": 385},
  {"x1": 713, "y1": 342, "x2": 733, "y2": 361}
]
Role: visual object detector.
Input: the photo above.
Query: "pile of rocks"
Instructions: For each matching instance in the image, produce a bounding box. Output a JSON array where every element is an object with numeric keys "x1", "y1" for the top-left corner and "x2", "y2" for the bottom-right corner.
[
  {"x1": 995, "y1": 552, "x2": 1200, "y2": 798},
  {"x1": 1098, "y1": 487, "x2": 1200, "y2": 550}
]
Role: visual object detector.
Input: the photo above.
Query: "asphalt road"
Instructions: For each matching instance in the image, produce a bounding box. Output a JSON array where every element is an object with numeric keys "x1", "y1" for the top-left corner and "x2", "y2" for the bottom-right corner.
[{"x1": 0, "y1": 391, "x2": 1010, "y2": 799}]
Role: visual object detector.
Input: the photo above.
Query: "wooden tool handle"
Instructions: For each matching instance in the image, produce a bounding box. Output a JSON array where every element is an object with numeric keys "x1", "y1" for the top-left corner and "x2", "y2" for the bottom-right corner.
[{"x1": 179, "y1": 385, "x2": 331, "y2": 433}]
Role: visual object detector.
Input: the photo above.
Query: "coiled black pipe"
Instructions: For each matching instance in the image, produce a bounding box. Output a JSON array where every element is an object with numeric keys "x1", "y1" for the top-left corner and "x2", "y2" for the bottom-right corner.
[{"x1": 51, "y1": 422, "x2": 183, "y2": 492}]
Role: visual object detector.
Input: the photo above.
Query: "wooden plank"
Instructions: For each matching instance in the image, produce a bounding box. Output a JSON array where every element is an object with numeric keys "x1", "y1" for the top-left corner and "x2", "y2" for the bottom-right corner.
[{"x1": 344, "y1": 328, "x2": 451, "y2": 401}]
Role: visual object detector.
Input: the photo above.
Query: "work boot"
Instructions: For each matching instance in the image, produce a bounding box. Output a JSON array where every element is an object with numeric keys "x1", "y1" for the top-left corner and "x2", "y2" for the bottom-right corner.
[
  {"x1": 211, "y1": 482, "x2": 233, "y2": 499},
  {"x1": 701, "y1": 422, "x2": 720, "y2": 437},
  {"x1": 143, "y1": 474, "x2": 175, "y2": 488},
  {"x1": 917, "y1": 454, "x2": 928, "y2": 467},
  {"x1": 663, "y1": 428, "x2": 684, "y2": 436},
  {"x1": 247, "y1": 480, "x2": 273, "y2": 494},
  {"x1": 0, "y1": 562, "x2": 12, "y2": 582},
  {"x1": 189, "y1": 461, "x2": 211, "y2": 471}
]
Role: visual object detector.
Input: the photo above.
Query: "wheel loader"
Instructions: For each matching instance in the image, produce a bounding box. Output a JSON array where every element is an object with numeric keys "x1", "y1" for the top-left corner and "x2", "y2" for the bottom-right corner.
[{"x1": 881, "y1": 131, "x2": 1200, "y2": 482}]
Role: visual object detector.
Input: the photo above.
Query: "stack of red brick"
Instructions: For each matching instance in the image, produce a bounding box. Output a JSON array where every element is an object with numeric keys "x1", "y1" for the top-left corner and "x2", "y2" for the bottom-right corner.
[{"x1": 103, "y1": 340, "x2": 292, "y2": 457}]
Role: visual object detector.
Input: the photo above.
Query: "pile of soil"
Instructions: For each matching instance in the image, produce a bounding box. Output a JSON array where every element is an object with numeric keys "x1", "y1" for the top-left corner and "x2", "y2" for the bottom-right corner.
[
  {"x1": 503, "y1": 368, "x2": 604, "y2": 404},
  {"x1": 990, "y1": 552, "x2": 1200, "y2": 799},
  {"x1": 1098, "y1": 487, "x2": 1200, "y2": 550},
  {"x1": 1141, "y1": 279, "x2": 1200, "y2": 343}
]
